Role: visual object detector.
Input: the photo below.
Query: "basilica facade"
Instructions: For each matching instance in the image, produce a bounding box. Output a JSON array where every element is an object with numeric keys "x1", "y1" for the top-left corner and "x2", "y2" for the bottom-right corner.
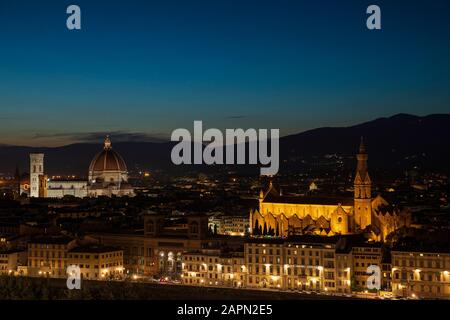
[{"x1": 250, "y1": 140, "x2": 410, "y2": 242}]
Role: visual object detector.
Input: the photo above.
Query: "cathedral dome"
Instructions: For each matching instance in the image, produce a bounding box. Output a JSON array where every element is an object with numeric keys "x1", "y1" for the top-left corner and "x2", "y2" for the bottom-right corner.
[
  {"x1": 89, "y1": 136, "x2": 127, "y2": 173},
  {"x1": 88, "y1": 136, "x2": 129, "y2": 187}
]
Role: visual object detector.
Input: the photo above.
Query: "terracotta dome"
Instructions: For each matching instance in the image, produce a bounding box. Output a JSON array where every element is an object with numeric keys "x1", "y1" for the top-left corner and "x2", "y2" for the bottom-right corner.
[{"x1": 89, "y1": 136, "x2": 127, "y2": 173}]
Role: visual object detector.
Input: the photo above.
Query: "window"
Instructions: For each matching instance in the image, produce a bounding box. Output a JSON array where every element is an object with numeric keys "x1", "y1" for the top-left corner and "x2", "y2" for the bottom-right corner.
[{"x1": 190, "y1": 221, "x2": 199, "y2": 234}]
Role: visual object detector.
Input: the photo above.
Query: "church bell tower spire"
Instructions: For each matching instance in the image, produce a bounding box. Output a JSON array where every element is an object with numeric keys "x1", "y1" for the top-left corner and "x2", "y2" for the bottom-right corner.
[{"x1": 354, "y1": 137, "x2": 372, "y2": 230}]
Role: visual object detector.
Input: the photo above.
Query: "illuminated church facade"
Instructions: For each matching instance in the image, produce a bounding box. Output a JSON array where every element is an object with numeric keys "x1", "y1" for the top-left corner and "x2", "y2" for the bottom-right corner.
[
  {"x1": 29, "y1": 136, "x2": 134, "y2": 198},
  {"x1": 250, "y1": 139, "x2": 410, "y2": 241}
]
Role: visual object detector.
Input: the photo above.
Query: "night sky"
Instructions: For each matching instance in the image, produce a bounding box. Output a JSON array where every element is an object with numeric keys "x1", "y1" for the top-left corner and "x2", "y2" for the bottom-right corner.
[{"x1": 0, "y1": 0, "x2": 449, "y2": 146}]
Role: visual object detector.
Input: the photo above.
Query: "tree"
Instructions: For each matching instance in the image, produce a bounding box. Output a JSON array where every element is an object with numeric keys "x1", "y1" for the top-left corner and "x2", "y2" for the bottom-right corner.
[
  {"x1": 263, "y1": 222, "x2": 267, "y2": 235},
  {"x1": 253, "y1": 219, "x2": 260, "y2": 235}
]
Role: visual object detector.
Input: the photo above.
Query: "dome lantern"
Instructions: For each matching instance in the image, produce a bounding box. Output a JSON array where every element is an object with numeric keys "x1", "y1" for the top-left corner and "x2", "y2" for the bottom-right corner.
[
  {"x1": 89, "y1": 135, "x2": 128, "y2": 186},
  {"x1": 104, "y1": 135, "x2": 112, "y2": 150}
]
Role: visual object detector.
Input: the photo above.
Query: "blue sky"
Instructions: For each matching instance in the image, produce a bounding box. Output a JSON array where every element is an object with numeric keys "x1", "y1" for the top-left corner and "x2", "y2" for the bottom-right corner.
[{"x1": 0, "y1": 0, "x2": 449, "y2": 146}]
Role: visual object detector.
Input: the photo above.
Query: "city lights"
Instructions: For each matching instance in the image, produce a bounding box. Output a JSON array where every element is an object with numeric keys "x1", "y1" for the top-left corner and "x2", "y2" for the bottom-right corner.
[{"x1": 0, "y1": 0, "x2": 448, "y2": 308}]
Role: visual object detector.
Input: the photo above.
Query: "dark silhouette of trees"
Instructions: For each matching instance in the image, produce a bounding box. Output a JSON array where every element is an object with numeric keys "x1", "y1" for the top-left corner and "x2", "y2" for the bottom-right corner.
[{"x1": 253, "y1": 219, "x2": 260, "y2": 235}]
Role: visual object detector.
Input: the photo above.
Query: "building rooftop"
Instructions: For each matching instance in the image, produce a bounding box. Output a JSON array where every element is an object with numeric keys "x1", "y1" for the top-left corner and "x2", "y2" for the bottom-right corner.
[
  {"x1": 392, "y1": 243, "x2": 450, "y2": 254},
  {"x1": 0, "y1": 248, "x2": 27, "y2": 254},
  {"x1": 245, "y1": 235, "x2": 340, "y2": 245},
  {"x1": 263, "y1": 194, "x2": 354, "y2": 206},
  {"x1": 29, "y1": 235, "x2": 75, "y2": 245},
  {"x1": 69, "y1": 245, "x2": 122, "y2": 254}
]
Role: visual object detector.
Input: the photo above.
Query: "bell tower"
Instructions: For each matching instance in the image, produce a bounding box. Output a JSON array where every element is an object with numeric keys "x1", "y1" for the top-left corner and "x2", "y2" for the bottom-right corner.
[
  {"x1": 30, "y1": 153, "x2": 44, "y2": 198},
  {"x1": 354, "y1": 137, "x2": 372, "y2": 230}
]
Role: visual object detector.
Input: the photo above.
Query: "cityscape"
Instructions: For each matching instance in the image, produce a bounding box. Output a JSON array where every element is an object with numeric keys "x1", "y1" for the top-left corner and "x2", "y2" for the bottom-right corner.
[
  {"x1": 0, "y1": 126, "x2": 449, "y2": 300},
  {"x1": 0, "y1": 0, "x2": 449, "y2": 308}
]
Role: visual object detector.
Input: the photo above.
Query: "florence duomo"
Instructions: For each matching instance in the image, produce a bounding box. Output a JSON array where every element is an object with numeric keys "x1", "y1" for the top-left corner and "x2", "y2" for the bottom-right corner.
[
  {"x1": 250, "y1": 138, "x2": 411, "y2": 242},
  {"x1": 26, "y1": 135, "x2": 135, "y2": 198}
]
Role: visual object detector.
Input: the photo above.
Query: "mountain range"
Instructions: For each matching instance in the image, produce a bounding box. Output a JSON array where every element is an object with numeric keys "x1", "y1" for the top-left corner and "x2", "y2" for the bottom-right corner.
[{"x1": 1, "y1": 114, "x2": 449, "y2": 176}]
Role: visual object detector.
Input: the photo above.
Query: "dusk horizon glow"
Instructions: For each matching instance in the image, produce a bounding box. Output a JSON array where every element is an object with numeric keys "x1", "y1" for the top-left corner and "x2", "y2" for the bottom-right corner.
[{"x1": 1, "y1": 0, "x2": 450, "y2": 147}]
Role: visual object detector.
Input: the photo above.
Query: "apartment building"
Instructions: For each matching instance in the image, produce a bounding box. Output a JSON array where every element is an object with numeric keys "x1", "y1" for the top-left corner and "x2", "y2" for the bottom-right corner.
[
  {"x1": 335, "y1": 248, "x2": 352, "y2": 294},
  {"x1": 221, "y1": 216, "x2": 249, "y2": 236},
  {"x1": 93, "y1": 232, "x2": 145, "y2": 276},
  {"x1": 67, "y1": 245, "x2": 124, "y2": 280},
  {"x1": 244, "y1": 236, "x2": 353, "y2": 293},
  {"x1": 0, "y1": 248, "x2": 27, "y2": 275},
  {"x1": 208, "y1": 214, "x2": 249, "y2": 236},
  {"x1": 181, "y1": 249, "x2": 246, "y2": 287},
  {"x1": 90, "y1": 231, "x2": 367, "y2": 294},
  {"x1": 27, "y1": 235, "x2": 77, "y2": 277},
  {"x1": 351, "y1": 243, "x2": 383, "y2": 291},
  {"x1": 391, "y1": 248, "x2": 450, "y2": 299},
  {"x1": 92, "y1": 214, "x2": 242, "y2": 279}
]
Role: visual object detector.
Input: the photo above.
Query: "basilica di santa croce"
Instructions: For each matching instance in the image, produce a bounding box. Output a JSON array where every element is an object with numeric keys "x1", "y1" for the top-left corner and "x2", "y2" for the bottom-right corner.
[{"x1": 250, "y1": 140, "x2": 411, "y2": 242}]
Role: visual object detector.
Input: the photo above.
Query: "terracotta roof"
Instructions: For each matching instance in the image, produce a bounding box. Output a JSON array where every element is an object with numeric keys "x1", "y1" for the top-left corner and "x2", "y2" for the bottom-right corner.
[
  {"x1": 29, "y1": 235, "x2": 75, "y2": 245},
  {"x1": 89, "y1": 148, "x2": 127, "y2": 172},
  {"x1": 263, "y1": 194, "x2": 354, "y2": 206},
  {"x1": 69, "y1": 245, "x2": 121, "y2": 253}
]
